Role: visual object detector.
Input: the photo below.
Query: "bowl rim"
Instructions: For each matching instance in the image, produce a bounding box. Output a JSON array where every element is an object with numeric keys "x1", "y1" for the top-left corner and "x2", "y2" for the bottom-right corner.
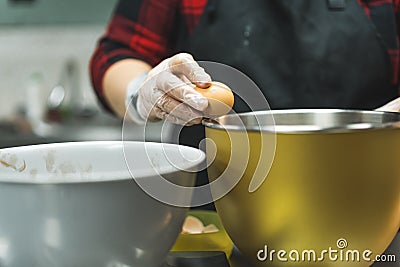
[
  {"x1": 0, "y1": 141, "x2": 205, "y2": 184},
  {"x1": 203, "y1": 109, "x2": 400, "y2": 133}
]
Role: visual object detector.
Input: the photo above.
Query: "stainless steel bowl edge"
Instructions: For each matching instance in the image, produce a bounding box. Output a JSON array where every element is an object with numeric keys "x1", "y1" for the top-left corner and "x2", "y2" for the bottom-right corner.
[{"x1": 203, "y1": 109, "x2": 400, "y2": 133}]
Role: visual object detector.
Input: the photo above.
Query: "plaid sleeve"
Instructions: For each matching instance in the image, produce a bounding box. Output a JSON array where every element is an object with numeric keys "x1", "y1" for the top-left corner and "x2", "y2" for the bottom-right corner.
[
  {"x1": 89, "y1": 0, "x2": 180, "y2": 112},
  {"x1": 180, "y1": 0, "x2": 209, "y2": 33}
]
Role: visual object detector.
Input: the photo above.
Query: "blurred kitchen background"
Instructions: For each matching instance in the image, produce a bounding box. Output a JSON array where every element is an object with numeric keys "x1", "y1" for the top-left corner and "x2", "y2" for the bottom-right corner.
[{"x1": 0, "y1": 0, "x2": 166, "y2": 148}]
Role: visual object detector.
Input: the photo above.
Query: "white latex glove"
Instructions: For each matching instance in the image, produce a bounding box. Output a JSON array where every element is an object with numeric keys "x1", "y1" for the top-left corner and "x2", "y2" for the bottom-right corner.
[
  {"x1": 376, "y1": 97, "x2": 400, "y2": 112},
  {"x1": 136, "y1": 53, "x2": 211, "y2": 125}
]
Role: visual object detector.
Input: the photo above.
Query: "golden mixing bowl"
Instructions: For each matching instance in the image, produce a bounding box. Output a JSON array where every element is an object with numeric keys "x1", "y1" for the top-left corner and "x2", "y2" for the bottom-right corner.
[{"x1": 204, "y1": 109, "x2": 400, "y2": 267}]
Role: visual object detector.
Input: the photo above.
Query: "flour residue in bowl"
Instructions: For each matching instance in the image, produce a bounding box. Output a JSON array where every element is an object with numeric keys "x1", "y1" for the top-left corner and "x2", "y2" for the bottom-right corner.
[
  {"x1": 43, "y1": 150, "x2": 94, "y2": 179},
  {"x1": 29, "y1": 169, "x2": 38, "y2": 178},
  {"x1": 45, "y1": 150, "x2": 56, "y2": 173},
  {"x1": 45, "y1": 150, "x2": 78, "y2": 175},
  {"x1": 0, "y1": 149, "x2": 95, "y2": 182}
]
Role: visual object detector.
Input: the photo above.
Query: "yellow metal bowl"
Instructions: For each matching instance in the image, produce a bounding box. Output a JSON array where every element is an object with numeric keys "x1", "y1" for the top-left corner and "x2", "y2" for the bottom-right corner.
[
  {"x1": 171, "y1": 210, "x2": 234, "y2": 257},
  {"x1": 204, "y1": 110, "x2": 400, "y2": 267}
]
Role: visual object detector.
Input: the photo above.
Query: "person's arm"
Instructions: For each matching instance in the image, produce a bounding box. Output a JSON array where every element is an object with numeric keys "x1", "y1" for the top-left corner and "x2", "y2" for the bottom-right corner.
[
  {"x1": 91, "y1": 0, "x2": 212, "y2": 125},
  {"x1": 103, "y1": 59, "x2": 151, "y2": 118},
  {"x1": 89, "y1": 0, "x2": 179, "y2": 117}
]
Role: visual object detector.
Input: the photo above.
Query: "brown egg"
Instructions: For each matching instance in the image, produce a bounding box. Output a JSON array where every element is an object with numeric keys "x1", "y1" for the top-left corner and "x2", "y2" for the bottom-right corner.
[{"x1": 195, "y1": 81, "x2": 234, "y2": 117}]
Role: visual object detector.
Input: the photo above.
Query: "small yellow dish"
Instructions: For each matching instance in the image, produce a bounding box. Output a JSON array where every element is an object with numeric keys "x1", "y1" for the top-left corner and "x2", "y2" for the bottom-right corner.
[{"x1": 171, "y1": 210, "x2": 234, "y2": 258}]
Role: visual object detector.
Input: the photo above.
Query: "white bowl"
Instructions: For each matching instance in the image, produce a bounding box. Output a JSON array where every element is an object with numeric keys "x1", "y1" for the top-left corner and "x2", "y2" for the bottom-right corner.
[{"x1": 0, "y1": 141, "x2": 205, "y2": 267}]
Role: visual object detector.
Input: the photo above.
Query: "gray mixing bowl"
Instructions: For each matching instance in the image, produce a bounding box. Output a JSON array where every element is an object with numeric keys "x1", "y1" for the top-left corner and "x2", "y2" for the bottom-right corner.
[{"x1": 0, "y1": 141, "x2": 205, "y2": 267}]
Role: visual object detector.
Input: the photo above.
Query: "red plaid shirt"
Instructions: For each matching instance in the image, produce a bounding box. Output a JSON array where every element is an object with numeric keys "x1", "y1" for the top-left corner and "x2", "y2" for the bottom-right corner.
[{"x1": 90, "y1": 0, "x2": 400, "y2": 111}]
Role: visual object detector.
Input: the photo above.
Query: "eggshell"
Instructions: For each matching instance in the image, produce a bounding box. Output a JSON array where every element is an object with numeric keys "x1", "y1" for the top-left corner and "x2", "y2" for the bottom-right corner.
[
  {"x1": 203, "y1": 224, "x2": 219, "y2": 233},
  {"x1": 182, "y1": 215, "x2": 204, "y2": 234}
]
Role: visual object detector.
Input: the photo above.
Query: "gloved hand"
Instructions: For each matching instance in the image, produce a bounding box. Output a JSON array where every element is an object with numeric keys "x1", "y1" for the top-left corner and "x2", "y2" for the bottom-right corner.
[
  {"x1": 134, "y1": 53, "x2": 211, "y2": 125},
  {"x1": 376, "y1": 97, "x2": 400, "y2": 112}
]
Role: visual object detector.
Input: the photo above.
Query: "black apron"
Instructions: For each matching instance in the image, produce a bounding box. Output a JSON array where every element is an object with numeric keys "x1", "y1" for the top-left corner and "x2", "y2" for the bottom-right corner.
[{"x1": 178, "y1": 0, "x2": 398, "y2": 110}]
